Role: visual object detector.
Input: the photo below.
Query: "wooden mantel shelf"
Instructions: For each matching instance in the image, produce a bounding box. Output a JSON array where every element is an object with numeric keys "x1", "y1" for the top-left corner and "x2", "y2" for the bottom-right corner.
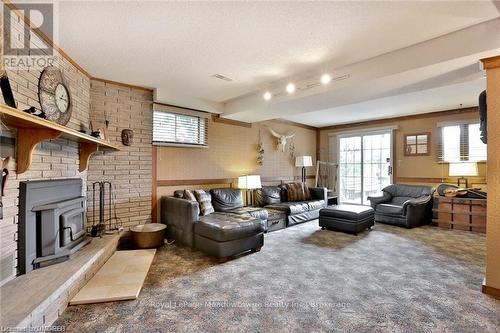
[{"x1": 0, "y1": 104, "x2": 120, "y2": 173}]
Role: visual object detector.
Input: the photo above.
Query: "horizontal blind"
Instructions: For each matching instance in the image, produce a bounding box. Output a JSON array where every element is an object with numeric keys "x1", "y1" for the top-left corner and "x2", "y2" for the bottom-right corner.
[
  {"x1": 437, "y1": 122, "x2": 486, "y2": 162},
  {"x1": 152, "y1": 104, "x2": 208, "y2": 147}
]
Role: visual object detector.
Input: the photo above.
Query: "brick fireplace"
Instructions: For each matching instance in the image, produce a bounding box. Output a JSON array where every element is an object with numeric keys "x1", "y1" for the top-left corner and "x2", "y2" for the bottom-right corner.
[{"x1": 0, "y1": 7, "x2": 153, "y2": 286}]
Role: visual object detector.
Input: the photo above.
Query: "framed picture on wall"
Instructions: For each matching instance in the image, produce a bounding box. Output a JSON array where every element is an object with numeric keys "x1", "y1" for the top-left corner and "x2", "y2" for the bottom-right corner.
[{"x1": 404, "y1": 133, "x2": 430, "y2": 156}]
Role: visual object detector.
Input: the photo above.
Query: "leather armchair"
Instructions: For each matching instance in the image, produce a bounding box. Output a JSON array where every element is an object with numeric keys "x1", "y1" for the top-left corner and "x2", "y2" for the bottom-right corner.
[{"x1": 368, "y1": 184, "x2": 435, "y2": 228}]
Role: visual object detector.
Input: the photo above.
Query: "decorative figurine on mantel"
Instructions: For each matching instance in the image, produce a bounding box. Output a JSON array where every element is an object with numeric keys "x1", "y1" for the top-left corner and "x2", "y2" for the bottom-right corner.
[
  {"x1": 121, "y1": 129, "x2": 134, "y2": 146},
  {"x1": 23, "y1": 106, "x2": 46, "y2": 119}
]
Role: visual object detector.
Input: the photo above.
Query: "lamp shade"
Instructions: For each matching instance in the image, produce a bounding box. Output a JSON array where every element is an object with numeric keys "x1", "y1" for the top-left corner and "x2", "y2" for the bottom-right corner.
[
  {"x1": 295, "y1": 156, "x2": 313, "y2": 167},
  {"x1": 237, "y1": 175, "x2": 262, "y2": 189},
  {"x1": 448, "y1": 162, "x2": 478, "y2": 177}
]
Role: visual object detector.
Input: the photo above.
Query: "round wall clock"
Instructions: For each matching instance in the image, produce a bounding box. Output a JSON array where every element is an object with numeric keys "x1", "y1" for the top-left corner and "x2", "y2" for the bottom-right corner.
[{"x1": 38, "y1": 66, "x2": 72, "y2": 125}]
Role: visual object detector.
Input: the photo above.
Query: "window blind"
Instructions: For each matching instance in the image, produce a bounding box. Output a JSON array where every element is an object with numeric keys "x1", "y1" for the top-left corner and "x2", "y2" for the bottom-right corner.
[
  {"x1": 437, "y1": 122, "x2": 486, "y2": 162},
  {"x1": 152, "y1": 104, "x2": 209, "y2": 147}
]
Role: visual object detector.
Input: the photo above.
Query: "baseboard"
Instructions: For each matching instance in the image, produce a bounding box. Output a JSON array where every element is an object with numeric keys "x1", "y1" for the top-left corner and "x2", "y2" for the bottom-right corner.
[{"x1": 482, "y1": 278, "x2": 500, "y2": 299}]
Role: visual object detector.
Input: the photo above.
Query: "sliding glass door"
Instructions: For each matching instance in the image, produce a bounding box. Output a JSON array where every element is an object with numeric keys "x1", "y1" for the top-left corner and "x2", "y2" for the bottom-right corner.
[{"x1": 338, "y1": 131, "x2": 392, "y2": 205}]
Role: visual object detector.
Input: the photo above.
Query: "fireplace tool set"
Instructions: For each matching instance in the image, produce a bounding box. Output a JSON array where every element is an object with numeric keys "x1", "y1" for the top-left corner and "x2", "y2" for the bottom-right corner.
[{"x1": 90, "y1": 181, "x2": 123, "y2": 237}]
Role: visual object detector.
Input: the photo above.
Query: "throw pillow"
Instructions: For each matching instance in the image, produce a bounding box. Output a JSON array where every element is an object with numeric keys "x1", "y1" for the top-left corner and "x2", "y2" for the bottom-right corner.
[
  {"x1": 285, "y1": 182, "x2": 312, "y2": 201},
  {"x1": 173, "y1": 190, "x2": 184, "y2": 198},
  {"x1": 183, "y1": 189, "x2": 197, "y2": 201},
  {"x1": 194, "y1": 190, "x2": 215, "y2": 216}
]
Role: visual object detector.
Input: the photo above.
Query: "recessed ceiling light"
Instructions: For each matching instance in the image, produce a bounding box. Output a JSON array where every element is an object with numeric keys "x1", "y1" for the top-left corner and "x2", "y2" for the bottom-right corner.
[
  {"x1": 321, "y1": 74, "x2": 332, "y2": 85},
  {"x1": 286, "y1": 83, "x2": 295, "y2": 94},
  {"x1": 263, "y1": 91, "x2": 272, "y2": 101}
]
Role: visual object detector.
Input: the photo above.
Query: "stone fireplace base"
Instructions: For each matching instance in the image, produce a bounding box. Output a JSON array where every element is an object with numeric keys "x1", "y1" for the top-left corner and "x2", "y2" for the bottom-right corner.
[{"x1": 0, "y1": 234, "x2": 119, "y2": 329}]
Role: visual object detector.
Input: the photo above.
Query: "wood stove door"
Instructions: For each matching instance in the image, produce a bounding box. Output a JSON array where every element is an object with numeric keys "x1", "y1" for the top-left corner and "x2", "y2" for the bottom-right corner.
[{"x1": 60, "y1": 207, "x2": 86, "y2": 247}]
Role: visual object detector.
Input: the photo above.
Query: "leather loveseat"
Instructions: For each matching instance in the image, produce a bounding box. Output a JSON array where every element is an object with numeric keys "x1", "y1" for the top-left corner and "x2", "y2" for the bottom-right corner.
[
  {"x1": 161, "y1": 188, "x2": 266, "y2": 260},
  {"x1": 368, "y1": 184, "x2": 435, "y2": 228},
  {"x1": 254, "y1": 185, "x2": 327, "y2": 226}
]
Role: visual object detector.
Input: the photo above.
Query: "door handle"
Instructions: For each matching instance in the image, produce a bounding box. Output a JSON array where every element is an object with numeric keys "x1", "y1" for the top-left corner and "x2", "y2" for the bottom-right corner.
[{"x1": 388, "y1": 166, "x2": 393, "y2": 175}]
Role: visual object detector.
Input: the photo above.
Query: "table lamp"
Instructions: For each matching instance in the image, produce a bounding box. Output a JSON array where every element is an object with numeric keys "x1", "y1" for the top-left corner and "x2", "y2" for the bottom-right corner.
[
  {"x1": 295, "y1": 156, "x2": 313, "y2": 183},
  {"x1": 237, "y1": 175, "x2": 262, "y2": 206},
  {"x1": 449, "y1": 162, "x2": 478, "y2": 188}
]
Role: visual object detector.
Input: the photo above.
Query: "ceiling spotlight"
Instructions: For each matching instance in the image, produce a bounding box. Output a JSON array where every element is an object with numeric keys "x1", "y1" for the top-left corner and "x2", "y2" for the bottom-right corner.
[
  {"x1": 321, "y1": 73, "x2": 332, "y2": 85},
  {"x1": 286, "y1": 83, "x2": 296, "y2": 94},
  {"x1": 263, "y1": 91, "x2": 272, "y2": 101}
]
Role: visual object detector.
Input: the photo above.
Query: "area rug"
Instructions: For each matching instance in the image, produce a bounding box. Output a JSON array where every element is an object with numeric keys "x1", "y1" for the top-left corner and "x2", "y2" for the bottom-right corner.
[{"x1": 56, "y1": 222, "x2": 500, "y2": 332}]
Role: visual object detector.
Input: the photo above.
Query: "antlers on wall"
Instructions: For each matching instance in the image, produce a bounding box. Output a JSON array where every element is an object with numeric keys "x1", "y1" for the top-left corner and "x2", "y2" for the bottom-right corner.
[
  {"x1": 267, "y1": 127, "x2": 296, "y2": 139},
  {"x1": 266, "y1": 127, "x2": 296, "y2": 152}
]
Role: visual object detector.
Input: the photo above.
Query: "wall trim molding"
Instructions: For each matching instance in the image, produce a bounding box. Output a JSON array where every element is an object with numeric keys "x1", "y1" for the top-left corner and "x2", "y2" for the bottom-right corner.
[
  {"x1": 396, "y1": 177, "x2": 486, "y2": 184},
  {"x1": 156, "y1": 175, "x2": 314, "y2": 187},
  {"x1": 269, "y1": 118, "x2": 318, "y2": 131},
  {"x1": 211, "y1": 114, "x2": 252, "y2": 128},
  {"x1": 320, "y1": 107, "x2": 479, "y2": 131},
  {"x1": 482, "y1": 279, "x2": 500, "y2": 299},
  {"x1": 91, "y1": 77, "x2": 154, "y2": 92}
]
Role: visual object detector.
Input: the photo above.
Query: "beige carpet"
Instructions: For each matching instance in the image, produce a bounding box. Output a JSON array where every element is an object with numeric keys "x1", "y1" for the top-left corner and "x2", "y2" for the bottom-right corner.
[
  {"x1": 70, "y1": 249, "x2": 156, "y2": 305},
  {"x1": 57, "y1": 222, "x2": 500, "y2": 332}
]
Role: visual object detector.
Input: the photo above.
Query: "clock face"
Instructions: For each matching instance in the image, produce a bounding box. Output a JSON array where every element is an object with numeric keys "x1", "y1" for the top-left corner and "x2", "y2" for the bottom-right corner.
[
  {"x1": 38, "y1": 66, "x2": 72, "y2": 125},
  {"x1": 55, "y1": 84, "x2": 69, "y2": 113}
]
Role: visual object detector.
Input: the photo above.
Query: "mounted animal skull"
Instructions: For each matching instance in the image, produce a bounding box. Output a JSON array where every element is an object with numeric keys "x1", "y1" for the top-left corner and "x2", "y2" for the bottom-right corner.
[{"x1": 267, "y1": 127, "x2": 296, "y2": 152}]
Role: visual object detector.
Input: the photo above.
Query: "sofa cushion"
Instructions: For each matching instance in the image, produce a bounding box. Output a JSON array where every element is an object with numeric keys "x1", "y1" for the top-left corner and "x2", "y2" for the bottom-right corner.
[
  {"x1": 194, "y1": 190, "x2": 214, "y2": 216},
  {"x1": 376, "y1": 203, "x2": 404, "y2": 216},
  {"x1": 195, "y1": 213, "x2": 264, "y2": 242},
  {"x1": 265, "y1": 199, "x2": 324, "y2": 215},
  {"x1": 254, "y1": 186, "x2": 281, "y2": 207},
  {"x1": 285, "y1": 182, "x2": 312, "y2": 201},
  {"x1": 306, "y1": 200, "x2": 326, "y2": 211},
  {"x1": 228, "y1": 207, "x2": 269, "y2": 221},
  {"x1": 183, "y1": 189, "x2": 197, "y2": 202},
  {"x1": 210, "y1": 188, "x2": 244, "y2": 212},
  {"x1": 384, "y1": 184, "x2": 433, "y2": 198},
  {"x1": 390, "y1": 197, "x2": 412, "y2": 205}
]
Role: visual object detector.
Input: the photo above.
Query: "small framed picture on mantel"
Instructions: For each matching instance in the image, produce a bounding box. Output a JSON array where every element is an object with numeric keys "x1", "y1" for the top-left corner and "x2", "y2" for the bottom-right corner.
[{"x1": 404, "y1": 133, "x2": 430, "y2": 156}]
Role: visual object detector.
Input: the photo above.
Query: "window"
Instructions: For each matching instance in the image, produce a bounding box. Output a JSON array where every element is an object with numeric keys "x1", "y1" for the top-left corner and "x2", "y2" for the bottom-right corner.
[
  {"x1": 152, "y1": 104, "x2": 208, "y2": 147},
  {"x1": 438, "y1": 123, "x2": 486, "y2": 162}
]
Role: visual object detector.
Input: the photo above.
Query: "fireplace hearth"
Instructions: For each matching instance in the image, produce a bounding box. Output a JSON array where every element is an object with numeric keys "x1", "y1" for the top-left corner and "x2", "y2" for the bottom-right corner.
[{"x1": 18, "y1": 179, "x2": 91, "y2": 274}]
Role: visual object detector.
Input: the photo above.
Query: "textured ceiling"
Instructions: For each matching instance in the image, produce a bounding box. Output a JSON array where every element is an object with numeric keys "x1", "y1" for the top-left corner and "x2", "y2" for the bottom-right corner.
[{"x1": 58, "y1": 1, "x2": 499, "y2": 103}]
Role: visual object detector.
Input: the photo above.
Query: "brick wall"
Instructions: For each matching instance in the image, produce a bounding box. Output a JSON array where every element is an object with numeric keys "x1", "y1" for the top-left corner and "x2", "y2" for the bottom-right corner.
[
  {"x1": 0, "y1": 11, "x2": 153, "y2": 286},
  {"x1": 87, "y1": 80, "x2": 153, "y2": 229}
]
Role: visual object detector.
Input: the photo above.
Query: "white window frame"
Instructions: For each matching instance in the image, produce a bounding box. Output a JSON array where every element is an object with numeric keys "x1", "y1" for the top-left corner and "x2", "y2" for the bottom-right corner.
[
  {"x1": 152, "y1": 103, "x2": 209, "y2": 148},
  {"x1": 437, "y1": 120, "x2": 487, "y2": 163}
]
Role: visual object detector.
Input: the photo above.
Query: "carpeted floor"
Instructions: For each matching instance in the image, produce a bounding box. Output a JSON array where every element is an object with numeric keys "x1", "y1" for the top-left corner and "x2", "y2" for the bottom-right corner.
[{"x1": 56, "y1": 222, "x2": 500, "y2": 332}]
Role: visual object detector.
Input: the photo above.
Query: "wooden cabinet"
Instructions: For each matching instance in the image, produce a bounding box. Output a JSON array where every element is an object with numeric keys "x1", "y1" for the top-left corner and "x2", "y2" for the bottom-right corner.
[{"x1": 432, "y1": 196, "x2": 486, "y2": 233}]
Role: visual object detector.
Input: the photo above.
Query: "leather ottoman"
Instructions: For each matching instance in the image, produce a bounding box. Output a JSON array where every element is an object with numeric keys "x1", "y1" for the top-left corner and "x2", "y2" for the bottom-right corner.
[
  {"x1": 319, "y1": 204, "x2": 374, "y2": 235},
  {"x1": 194, "y1": 213, "x2": 264, "y2": 259}
]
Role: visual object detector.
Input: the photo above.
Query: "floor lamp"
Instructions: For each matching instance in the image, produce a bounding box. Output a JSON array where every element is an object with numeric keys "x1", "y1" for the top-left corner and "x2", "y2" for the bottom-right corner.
[{"x1": 295, "y1": 156, "x2": 313, "y2": 183}]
